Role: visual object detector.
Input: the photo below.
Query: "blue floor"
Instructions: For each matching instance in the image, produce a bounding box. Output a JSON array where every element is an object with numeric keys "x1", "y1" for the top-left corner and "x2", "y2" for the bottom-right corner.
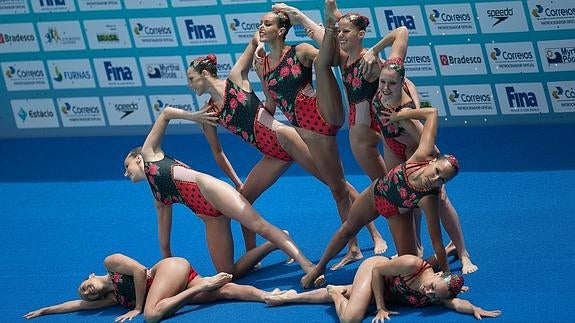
[{"x1": 1, "y1": 123, "x2": 574, "y2": 322}]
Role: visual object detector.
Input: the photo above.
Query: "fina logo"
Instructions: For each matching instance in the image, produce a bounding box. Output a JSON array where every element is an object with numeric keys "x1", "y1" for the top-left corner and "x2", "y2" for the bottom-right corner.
[
  {"x1": 40, "y1": 0, "x2": 66, "y2": 7},
  {"x1": 505, "y1": 86, "x2": 538, "y2": 108},
  {"x1": 384, "y1": 9, "x2": 416, "y2": 30},
  {"x1": 185, "y1": 20, "x2": 215, "y2": 40},
  {"x1": 104, "y1": 61, "x2": 133, "y2": 81}
]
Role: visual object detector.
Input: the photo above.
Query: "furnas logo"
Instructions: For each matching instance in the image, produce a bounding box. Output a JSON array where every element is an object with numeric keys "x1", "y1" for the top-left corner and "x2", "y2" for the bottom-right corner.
[
  {"x1": 47, "y1": 59, "x2": 95, "y2": 89},
  {"x1": 374, "y1": 6, "x2": 426, "y2": 36},
  {"x1": 495, "y1": 83, "x2": 548, "y2": 114}
]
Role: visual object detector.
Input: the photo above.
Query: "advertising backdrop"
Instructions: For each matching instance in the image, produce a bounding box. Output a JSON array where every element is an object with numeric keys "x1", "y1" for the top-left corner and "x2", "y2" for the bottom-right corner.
[{"x1": 1, "y1": 0, "x2": 574, "y2": 138}]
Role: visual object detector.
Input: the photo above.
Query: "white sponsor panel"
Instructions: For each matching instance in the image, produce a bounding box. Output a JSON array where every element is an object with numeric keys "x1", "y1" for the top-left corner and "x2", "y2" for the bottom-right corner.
[
  {"x1": 337, "y1": 8, "x2": 378, "y2": 39},
  {"x1": 37, "y1": 20, "x2": 86, "y2": 51},
  {"x1": 528, "y1": 0, "x2": 575, "y2": 31},
  {"x1": 149, "y1": 94, "x2": 199, "y2": 124},
  {"x1": 171, "y1": 0, "x2": 217, "y2": 7},
  {"x1": 374, "y1": 6, "x2": 427, "y2": 37},
  {"x1": 2, "y1": 60, "x2": 49, "y2": 91},
  {"x1": 385, "y1": 45, "x2": 436, "y2": 77},
  {"x1": 225, "y1": 12, "x2": 265, "y2": 44},
  {"x1": 139, "y1": 56, "x2": 186, "y2": 86},
  {"x1": 444, "y1": 84, "x2": 497, "y2": 116},
  {"x1": 435, "y1": 44, "x2": 487, "y2": 76},
  {"x1": 485, "y1": 42, "x2": 539, "y2": 74},
  {"x1": 495, "y1": 82, "x2": 549, "y2": 114},
  {"x1": 284, "y1": 10, "x2": 322, "y2": 42},
  {"x1": 83, "y1": 19, "x2": 132, "y2": 49},
  {"x1": 185, "y1": 53, "x2": 233, "y2": 81},
  {"x1": 30, "y1": 0, "x2": 76, "y2": 13},
  {"x1": 124, "y1": 0, "x2": 167, "y2": 9},
  {"x1": 0, "y1": 0, "x2": 28, "y2": 14},
  {"x1": 176, "y1": 15, "x2": 228, "y2": 46},
  {"x1": 47, "y1": 59, "x2": 96, "y2": 89},
  {"x1": 537, "y1": 39, "x2": 575, "y2": 72},
  {"x1": 77, "y1": 0, "x2": 122, "y2": 11},
  {"x1": 233, "y1": 52, "x2": 260, "y2": 84},
  {"x1": 103, "y1": 95, "x2": 152, "y2": 125},
  {"x1": 415, "y1": 86, "x2": 446, "y2": 116},
  {"x1": 129, "y1": 17, "x2": 178, "y2": 48},
  {"x1": 0, "y1": 23, "x2": 39, "y2": 53},
  {"x1": 425, "y1": 3, "x2": 477, "y2": 35},
  {"x1": 11, "y1": 98, "x2": 59, "y2": 128},
  {"x1": 475, "y1": 1, "x2": 529, "y2": 33},
  {"x1": 221, "y1": 0, "x2": 265, "y2": 4},
  {"x1": 93, "y1": 57, "x2": 142, "y2": 87},
  {"x1": 56, "y1": 96, "x2": 105, "y2": 127},
  {"x1": 547, "y1": 81, "x2": 575, "y2": 113}
]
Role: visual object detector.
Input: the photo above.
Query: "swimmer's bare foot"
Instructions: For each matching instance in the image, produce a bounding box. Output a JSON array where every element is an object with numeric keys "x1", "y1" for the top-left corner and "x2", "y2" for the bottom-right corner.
[
  {"x1": 373, "y1": 238, "x2": 388, "y2": 255},
  {"x1": 202, "y1": 272, "x2": 233, "y2": 291},
  {"x1": 324, "y1": 0, "x2": 340, "y2": 27},
  {"x1": 301, "y1": 266, "x2": 325, "y2": 289},
  {"x1": 264, "y1": 289, "x2": 297, "y2": 306},
  {"x1": 330, "y1": 249, "x2": 363, "y2": 270},
  {"x1": 461, "y1": 255, "x2": 478, "y2": 274}
]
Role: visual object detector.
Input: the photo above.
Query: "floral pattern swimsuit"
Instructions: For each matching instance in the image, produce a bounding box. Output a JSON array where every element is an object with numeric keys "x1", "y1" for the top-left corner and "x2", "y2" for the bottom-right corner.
[
  {"x1": 263, "y1": 46, "x2": 339, "y2": 136},
  {"x1": 373, "y1": 161, "x2": 438, "y2": 218},
  {"x1": 383, "y1": 260, "x2": 435, "y2": 307},
  {"x1": 209, "y1": 79, "x2": 292, "y2": 162},
  {"x1": 373, "y1": 83, "x2": 417, "y2": 160},
  {"x1": 341, "y1": 55, "x2": 380, "y2": 132},
  {"x1": 144, "y1": 155, "x2": 221, "y2": 217}
]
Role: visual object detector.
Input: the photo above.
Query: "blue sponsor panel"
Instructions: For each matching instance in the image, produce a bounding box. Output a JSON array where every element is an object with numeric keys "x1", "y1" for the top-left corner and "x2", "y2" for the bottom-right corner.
[{"x1": 0, "y1": 0, "x2": 573, "y2": 138}]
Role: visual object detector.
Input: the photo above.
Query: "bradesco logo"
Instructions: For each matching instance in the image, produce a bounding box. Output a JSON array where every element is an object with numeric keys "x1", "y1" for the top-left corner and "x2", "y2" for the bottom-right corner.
[
  {"x1": 495, "y1": 83, "x2": 549, "y2": 114},
  {"x1": 2, "y1": 61, "x2": 49, "y2": 91},
  {"x1": 474, "y1": 1, "x2": 528, "y2": 33},
  {"x1": 176, "y1": 15, "x2": 227, "y2": 46},
  {"x1": 435, "y1": 44, "x2": 487, "y2": 76},
  {"x1": 0, "y1": 23, "x2": 39, "y2": 53},
  {"x1": 129, "y1": 17, "x2": 178, "y2": 48},
  {"x1": 444, "y1": 84, "x2": 496, "y2": 116},
  {"x1": 11, "y1": 98, "x2": 59, "y2": 129},
  {"x1": 530, "y1": 0, "x2": 575, "y2": 31},
  {"x1": 425, "y1": 3, "x2": 476, "y2": 35},
  {"x1": 374, "y1": 6, "x2": 427, "y2": 36},
  {"x1": 485, "y1": 42, "x2": 538, "y2": 74},
  {"x1": 547, "y1": 81, "x2": 575, "y2": 112}
]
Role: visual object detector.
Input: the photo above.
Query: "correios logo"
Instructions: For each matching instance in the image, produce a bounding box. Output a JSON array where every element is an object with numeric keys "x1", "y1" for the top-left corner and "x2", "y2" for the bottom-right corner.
[
  {"x1": 552, "y1": 86, "x2": 564, "y2": 99},
  {"x1": 5, "y1": 66, "x2": 15, "y2": 78},
  {"x1": 551, "y1": 86, "x2": 575, "y2": 100},
  {"x1": 133, "y1": 23, "x2": 143, "y2": 35},
  {"x1": 490, "y1": 48, "x2": 501, "y2": 60},
  {"x1": 153, "y1": 99, "x2": 193, "y2": 112},
  {"x1": 229, "y1": 19, "x2": 239, "y2": 31},
  {"x1": 448, "y1": 89, "x2": 491, "y2": 103},
  {"x1": 429, "y1": 9, "x2": 440, "y2": 22},
  {"x1": 532, "y1": 5, "x2": 543, "y2": 17},
  {"x1": 448, "y1": 90, "x2": 459, "y2": 102}
]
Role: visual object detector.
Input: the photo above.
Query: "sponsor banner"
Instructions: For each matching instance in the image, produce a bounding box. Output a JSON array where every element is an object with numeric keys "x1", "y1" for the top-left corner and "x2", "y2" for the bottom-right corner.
[
  {"x1": 30, "y1": 0, "x2": 76, "y2": 13},
  {"x1": 528, "y1": 0, "x2": 575, "y2": 31},
  {"x1": 93, "y1": 57, "x2": 142, "y2": 87},
  {"x1": 547, "y1": 80, "x2": 575, "y2": 112},
  {"x1": 425, "y1": 3, "x2": 477, "y2": 35},
  {"x1": 475, "y1": 1, "x2": 529, "y2": 33},
  {"x1": 129, "y1": 17, "x2": 178, "y2": 48},
  {"x1": 2, "y1": 60, "x2": 49, "y2": 91},
  {"x1": 435, "y1": 44, "x2": 487, "y2": 76},
  {"x1": 83, "y1": 19, "x2": 132, "y2": 49},
  {"x1": 221, "y1": 0, "x2": 265, "y2": 4},
  {"x1": 225, "y1": 12, "x2": 265, "y2": 44},
  {"x1": 171, "y1": 0, "x2": 217, "y2": 7},
  {"x1": 416, "y1": 86, "x2": 447, "y2": 116},
  {"x1": 124, "y1": 0, "x2": 167, "y2": 9},
  {"x1": 537, "y1": 39, "x2": 575, "y2": 72},
  {"x1": 149, "y1": 94, "x2": 199, "y2": 124},
  {"x1": 485, "y1": 42, "x2": 539, "y2": 74},
  {"x1": 337, "y1": 8, "x2": 378, "y2": 39},
  {"x1": 444, "y1": 84, "x2": 497, "y2": 116},
  {"x1": 37, "y1": 20, "x2": 86, "y2": 51},
  {"x1": 495, "y1": 82, "x2": 549, "y2": 114},
  {"x1": 385, "y1": 45, "x2": 436, "y2": 77},
  {"x1": 56, "y1": 96, "x2": 106, "y2": 127},
  {"x1": 103, "y1": 95, "x2": 152, "y2": 125},
  {"x1": 0, "y1": 23, "x2": 39, "y2": 53},
  {"x1": 373, "y1": 6, "x2": 427, "y2": 37},
  {"x1": 77, "y1": 0, "x2": 122, "y2": 11},
  {"x1": 0, "y1": 0, "x2": 28, "y2": 14},
  {"x1": 176, "y1": 15, "x2": 227, "y2": 46},
  {"x1": 185, "y1": 53, "x2": 234, "y2": 81},
  {"x1": 11, "y1": 98, "x2": 59, "y2": 128},
  {"x1": 139, "y1": 56, "x2": 186, "y2": 86},
  {"x1": 47, "y1": 59, "x2": 96, "y2": 89}
]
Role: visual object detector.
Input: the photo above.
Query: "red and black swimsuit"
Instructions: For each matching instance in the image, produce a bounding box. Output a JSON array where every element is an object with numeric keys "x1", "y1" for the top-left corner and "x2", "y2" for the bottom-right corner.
[
  {"x1": 341, "y1": 54, "x2": 380, "y2": 132},
  {"x1": 383, "y1": 260, "x2": 435, "y2": 307}
]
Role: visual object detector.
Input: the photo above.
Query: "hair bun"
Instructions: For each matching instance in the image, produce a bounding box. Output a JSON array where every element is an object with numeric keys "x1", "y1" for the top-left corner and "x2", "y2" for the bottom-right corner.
[{"x1": 207, "y1": 54, "x2": 217, "y2": 64}]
